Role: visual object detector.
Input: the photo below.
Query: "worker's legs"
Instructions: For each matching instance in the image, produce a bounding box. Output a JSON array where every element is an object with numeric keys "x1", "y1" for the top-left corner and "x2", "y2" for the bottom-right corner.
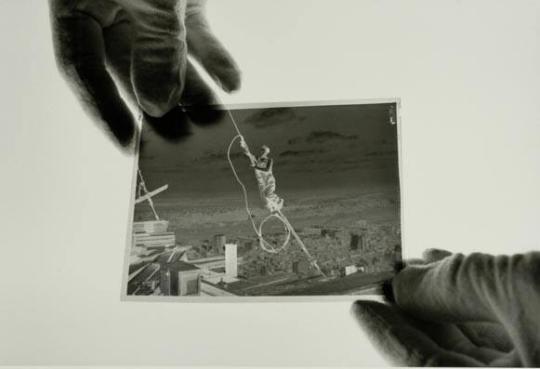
[{"x1": 266, "y1": 195, "x2": 284, "y2": 213}]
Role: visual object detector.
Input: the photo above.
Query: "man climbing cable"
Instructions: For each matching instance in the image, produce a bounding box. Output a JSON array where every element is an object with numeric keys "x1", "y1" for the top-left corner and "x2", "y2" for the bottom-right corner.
[
  {"x1": 240, "y1": 138, "x2": 284, "y2": 213},
  {"x1": 227, "y1": 127, "x2": 324, "y2": 277}
]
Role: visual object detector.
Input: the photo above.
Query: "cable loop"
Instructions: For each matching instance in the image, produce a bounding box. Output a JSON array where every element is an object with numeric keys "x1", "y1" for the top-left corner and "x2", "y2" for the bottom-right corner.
[{"x1": 227, "y1": 135, "x2": 291, "y2": 253}]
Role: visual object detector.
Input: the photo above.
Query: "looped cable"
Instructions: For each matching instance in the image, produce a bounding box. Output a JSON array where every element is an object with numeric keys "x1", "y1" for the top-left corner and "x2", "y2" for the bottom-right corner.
[
  {"x1": 227, "y1": 135, "x2": 291, "y2": 253},
  {"x1": 225, "y1": 111, "x2": 326, "y2": 277}
]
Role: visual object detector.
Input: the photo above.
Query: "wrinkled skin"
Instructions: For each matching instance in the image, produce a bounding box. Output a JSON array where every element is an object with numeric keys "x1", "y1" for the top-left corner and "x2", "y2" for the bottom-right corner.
[
  {"x1": 353, "y1": 249, "x2": 540, "y2": 366},
  {"x1": 49, "y1": 0, "x2": 241, "y2": 149}
]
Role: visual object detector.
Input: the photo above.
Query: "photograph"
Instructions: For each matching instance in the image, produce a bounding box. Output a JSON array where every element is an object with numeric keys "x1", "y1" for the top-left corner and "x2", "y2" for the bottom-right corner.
[
  {"x1": 124, "y1": 100, "x2": 402, "y2": 298},
  {"x1": 3, "y1": 0, "x2": 539, "y2": 366}
]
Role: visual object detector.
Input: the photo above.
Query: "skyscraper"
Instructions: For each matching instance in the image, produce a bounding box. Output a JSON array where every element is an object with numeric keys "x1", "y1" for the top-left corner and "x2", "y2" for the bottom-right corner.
[
  {"x1": 213, "y1": 234, "x2": 226, "y2": 254},
  {"x1": 225, "y1": 243, "x2": 238, "y2": 278}
]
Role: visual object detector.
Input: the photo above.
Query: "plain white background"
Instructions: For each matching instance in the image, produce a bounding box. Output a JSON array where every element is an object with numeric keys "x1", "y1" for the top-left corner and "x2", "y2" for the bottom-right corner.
[{"x1": 0, "y1": 0, "x2": 539, "y2": 366}]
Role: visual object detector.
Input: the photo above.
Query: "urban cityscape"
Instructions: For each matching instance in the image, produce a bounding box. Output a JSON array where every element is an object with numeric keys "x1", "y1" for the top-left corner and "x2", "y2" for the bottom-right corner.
[{"x1": 125, "y1": 102, "x2": 401, "y2": 298}]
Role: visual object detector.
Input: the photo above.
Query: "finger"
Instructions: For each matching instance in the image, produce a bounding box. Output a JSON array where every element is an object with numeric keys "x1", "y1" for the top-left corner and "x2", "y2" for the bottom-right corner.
[
  {"x1": 457, "y1": 321, "x2": 514, "y2": 353},
  {"x1": 395, "y1": 249, "x2": 453, "y2": 270},
  {"x1": 116, "y1": 0, "x2": 188, "y2": 117},
  {"x1": 353, "y1": 301, "x2": 513, "y2": 366},
  {"x1": 420, "y1": 322, "x2": 507, "y2": 364},
  {"x1": 393, "y1": 254, "x2": 495, "y2": 322},
  {"x1": 489, "y1": 350, "x2": 522, "y2": 367},
  {"x1": 141, "y1": 59, "x2": 225, "y2": 135},
  {"x1": 50, "y1": 9, "x2": 136, "y2": 148},
  {"x1": 103, "y1": 10, "x2": 205, "y2": 139},
  {"x1": 182, "y1": 61, "x2": 218, "y2": 106},
  {"x1": 392, "y1": 252, "x2": 540, "y2": 366},
  {"x1": 384, "y1": 250, "x2": 462, "y2": 303},
  {"x1": 102, "y1": 9, "x2": 136, "y2": 103},
  {"x1": 181, "y1": 61, "x2": 224, "y2": 125},
  {"x1": 185, "y1": 2, "x2": 241, "y2": 92},
  {"x1": 402, "y1": 258, "x2": 425, "y2": 266},
  {"x1": 352, "y1": 300, "x2": 483, "y2": 366},
  {"x1": 393, "y1": 253, "x2": 540, "y2": 321},
  {"x1": 143, "y1": 105, "x2": 191, "y2": 142},
  {"x1": 422, "y1": 248, "x2": 453, "y2": 263}
]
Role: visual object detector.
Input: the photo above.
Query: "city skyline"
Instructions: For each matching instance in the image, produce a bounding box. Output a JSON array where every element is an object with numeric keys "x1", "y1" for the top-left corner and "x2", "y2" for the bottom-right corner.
[{"x1": 128, "y1": 101, "x2": 401, "y2": 297}]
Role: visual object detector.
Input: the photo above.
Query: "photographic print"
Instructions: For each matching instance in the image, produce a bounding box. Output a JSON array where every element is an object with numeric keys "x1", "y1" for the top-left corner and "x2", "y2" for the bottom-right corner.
[{"x1": 123, "y1": 100, "x2": 402, "y2": 299}]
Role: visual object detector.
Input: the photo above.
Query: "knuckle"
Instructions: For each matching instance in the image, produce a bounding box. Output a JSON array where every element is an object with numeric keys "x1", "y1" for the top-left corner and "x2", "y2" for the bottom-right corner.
[{"x1": 138, "y1": 98, "x2": 176, "y2": 118}]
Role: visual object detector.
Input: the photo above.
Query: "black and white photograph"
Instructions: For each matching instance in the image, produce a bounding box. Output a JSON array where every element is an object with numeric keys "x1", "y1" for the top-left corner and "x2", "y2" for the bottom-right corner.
[
  {"x1": 3, "y1": 0, "x2": 540, "y2": 366},
  {"x1": 125, "y1": 101, "x2": 401, "y2": 298}
]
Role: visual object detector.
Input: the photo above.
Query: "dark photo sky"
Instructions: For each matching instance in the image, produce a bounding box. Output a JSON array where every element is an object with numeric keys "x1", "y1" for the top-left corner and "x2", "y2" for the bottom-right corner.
[{"x1": 138, "y1": 102, "x2": 400, "y2": 209}]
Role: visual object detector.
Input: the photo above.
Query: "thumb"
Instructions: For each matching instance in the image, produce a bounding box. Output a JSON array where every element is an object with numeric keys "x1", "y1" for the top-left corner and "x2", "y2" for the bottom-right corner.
[
  {"x1": 352, "y1": 300, "x2": 483, "y2": 366},
  {"x1": 393, "y1": 252, "x2": 540, "y2": 322},
  {"x1": 422, "y1": 248, "x2": 453, "y2": 263},
  {"x1": 115, "y1": 0, "x2": 187, "y2": 117},
  {"x1": 392, "y1": 252, "x2": 540, "y2": 366}
]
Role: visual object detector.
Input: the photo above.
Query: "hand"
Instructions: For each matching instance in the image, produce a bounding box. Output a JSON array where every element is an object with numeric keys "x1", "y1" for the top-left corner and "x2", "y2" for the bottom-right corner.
[
  {"x1": 352, "y1": 249, "x2": 540, "y2": 366},
  {"x1": 49, "y1": 0, "x2": 240, "y2": 149},
  {"x1": 239, "y1": 136, "x2": 248, "y2": 150}
]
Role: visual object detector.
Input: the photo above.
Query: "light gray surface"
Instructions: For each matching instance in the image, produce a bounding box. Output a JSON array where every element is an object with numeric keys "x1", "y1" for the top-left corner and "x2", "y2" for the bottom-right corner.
[{"x1": 1, "y1": 0, "x2": 539, "y2": 365}]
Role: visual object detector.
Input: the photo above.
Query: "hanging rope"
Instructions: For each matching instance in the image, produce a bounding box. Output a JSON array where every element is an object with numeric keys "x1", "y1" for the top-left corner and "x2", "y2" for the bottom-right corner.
[
  {"x1": 227, "y1": 134, "x2": 290, "y2": 254},
  {"x1": 225, "y1": 111, "x2": 326, "y2": 276}
]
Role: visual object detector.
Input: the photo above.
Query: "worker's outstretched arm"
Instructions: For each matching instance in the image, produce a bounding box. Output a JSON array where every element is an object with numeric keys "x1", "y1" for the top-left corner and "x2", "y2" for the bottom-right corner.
[{"x1": 239, "y1": 137, "x2": 257, "y2": 166}]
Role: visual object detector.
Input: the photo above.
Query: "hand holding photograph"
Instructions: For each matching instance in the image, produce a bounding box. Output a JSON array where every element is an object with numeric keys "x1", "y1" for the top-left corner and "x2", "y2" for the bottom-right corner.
[{"x1": 122, "y1": 100, "x2": 402, "y2": 299}]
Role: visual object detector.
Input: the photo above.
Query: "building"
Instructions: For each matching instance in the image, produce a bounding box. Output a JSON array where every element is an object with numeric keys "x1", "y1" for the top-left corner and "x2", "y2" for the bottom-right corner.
[
  {"x1": 132, "y1": 220, "x2": 175, "y2": 248},
  {"x1": 212, "y1": 234, "x2": 226, "y2": 254},
  {"x1": 188, "y1": 254, "x2": 245, "y2": 272},
  {"x1": 133, "y1": 220, "x2": 168, "y2": 234},
  {"x1": 225, "y1": 243, "x2": 238, "y2": 278},
  {"x1": 349, "y1": 232, "x2": 366, "y2": 251},
  {"x1": 200, "y1": 280, "x2": 238, "y2": 296},
  {"x1": 236, "y1": 237, "x2": 255, "y2": 253},
  {"x1": 200, "y1": 272, "x2": 300, "y2": 296},
  {"x1": 344, "y1": 265, "x2": 358, "y2": 275},
  {"x1": 158, "y1": 253, "x2": 201, "y2": 296},
  {"x1": 127, "y1": 263, "x2": 160, "y2": 295}
]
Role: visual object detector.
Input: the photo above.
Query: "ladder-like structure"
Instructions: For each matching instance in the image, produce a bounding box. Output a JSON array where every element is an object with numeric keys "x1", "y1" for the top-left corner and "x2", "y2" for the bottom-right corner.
[{"x1": 135, "y1": 170, "x2": 168, "y2": 220}]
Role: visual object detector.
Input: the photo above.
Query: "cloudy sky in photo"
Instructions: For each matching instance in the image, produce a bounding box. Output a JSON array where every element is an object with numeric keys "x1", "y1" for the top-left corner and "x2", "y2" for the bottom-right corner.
[{"x1": 138, "y1": 102, "x2": 400, "y2": 207}]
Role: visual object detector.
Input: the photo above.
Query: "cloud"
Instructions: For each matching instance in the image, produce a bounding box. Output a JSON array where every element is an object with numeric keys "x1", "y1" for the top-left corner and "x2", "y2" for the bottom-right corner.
[
  {"x1": 305, "y1": 130, "x2": 358, "y2": 143},
  {"x1": 195, "y1": 150, "x2": 243, "y2": 164},
  {"x1": 287, "y1": 130, "x2": 359, "y2": 145},
  {"x1": 279, "y1": 149, "x2": 325, "y2": 157},
  {"x1": 243, "y1": 107, "x2": 306, "y2": 128}
]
